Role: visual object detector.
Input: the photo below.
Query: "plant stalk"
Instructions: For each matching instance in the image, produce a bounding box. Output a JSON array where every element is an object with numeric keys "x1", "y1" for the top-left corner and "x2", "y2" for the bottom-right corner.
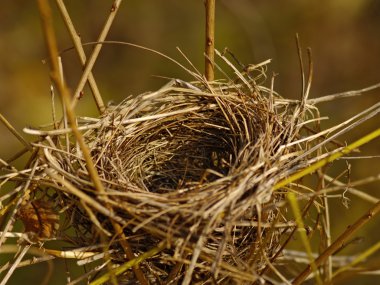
[{"x1": 205, "y1": 0, "x2": 215, "y2": 81}]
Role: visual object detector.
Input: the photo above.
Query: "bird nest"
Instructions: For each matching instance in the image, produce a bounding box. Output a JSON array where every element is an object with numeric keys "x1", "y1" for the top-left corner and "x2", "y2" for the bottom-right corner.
[{"x1": 3, "y1": 63, "x2": 325, "y2": 283}]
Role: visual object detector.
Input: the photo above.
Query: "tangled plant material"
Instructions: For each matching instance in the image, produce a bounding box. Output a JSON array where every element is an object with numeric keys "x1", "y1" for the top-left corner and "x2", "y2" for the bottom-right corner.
[
  {"x1": 2, "y1": 60, "x2": 332, "y2": 283},
  {"x1": 1, "y1": 1, "x2": 379, "y2": 283}
]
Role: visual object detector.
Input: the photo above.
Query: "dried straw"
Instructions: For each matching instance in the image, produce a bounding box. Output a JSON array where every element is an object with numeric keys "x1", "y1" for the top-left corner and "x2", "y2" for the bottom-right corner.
[
  {"x1": 2, "y1": 57, "x2": 317, "y2": 282},
  {"x1": 2, "y1": 54, "x2": 380, "y2": 283}
]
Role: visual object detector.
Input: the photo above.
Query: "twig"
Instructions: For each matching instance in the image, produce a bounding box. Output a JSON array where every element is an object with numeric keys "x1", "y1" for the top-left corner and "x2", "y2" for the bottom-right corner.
[
  {"x1": 35, "y1": 2, "x2": 147, "y2": 284},
  {"x1": 0, "y1": 244, "x2": 31, "y2": 285},
  {"x1": 205, "y1": 0, "x2": 215, "y2": 81},
  {"x1": 0, "y1": 113, "x2": 32, "y2": 152},
  {"x1": 55, "y1": 0, "x2": 104, "y2": 114},
  {"x1": 36, "y1": 0, "x2": 107, "y2": 215},
  {"x1": 70, "y1": 0, "x2": 124, "y2": 111},
  {"x1": 292, "y1": 199, "x2": 380, "y2": 284}
]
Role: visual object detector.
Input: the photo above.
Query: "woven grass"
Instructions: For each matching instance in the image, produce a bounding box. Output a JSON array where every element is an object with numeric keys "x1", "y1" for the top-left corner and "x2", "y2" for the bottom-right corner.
[
  {"x1": 1, "y1": 47, "x2": 380, "y2": 284},
  {"x1": 1, "y1": 1, "x2": 380, "y2": 284},
  {"x1": 1, "y1": 56, "x2": 332, "y2": 283}
]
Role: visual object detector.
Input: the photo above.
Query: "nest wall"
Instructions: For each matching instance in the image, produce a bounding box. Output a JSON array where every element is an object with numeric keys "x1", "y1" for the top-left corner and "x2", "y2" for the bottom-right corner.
[{"x1": 13, "y1": 72, "x2": 319, "y2": 283}]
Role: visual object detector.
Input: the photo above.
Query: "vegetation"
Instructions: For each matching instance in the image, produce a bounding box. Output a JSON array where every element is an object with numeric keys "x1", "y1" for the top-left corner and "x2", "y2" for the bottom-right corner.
[{"x1": 0, "y1": 1, "x2": 379, "y2": 284}]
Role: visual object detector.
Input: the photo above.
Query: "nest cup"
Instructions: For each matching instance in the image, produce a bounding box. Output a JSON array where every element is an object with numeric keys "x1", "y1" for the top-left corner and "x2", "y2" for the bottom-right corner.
[
  {"x1": 36, "y1": 65, "x2": 314, "y2": 281},
  {"x1": 21, "y1": 63, "x2": 317, "y2": 283}
]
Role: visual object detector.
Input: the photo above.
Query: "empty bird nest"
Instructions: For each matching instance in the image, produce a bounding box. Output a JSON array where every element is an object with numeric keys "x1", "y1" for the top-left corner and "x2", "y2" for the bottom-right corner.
[{"x1": 1, "y1": 57, "x2": 363, "y2": 284}]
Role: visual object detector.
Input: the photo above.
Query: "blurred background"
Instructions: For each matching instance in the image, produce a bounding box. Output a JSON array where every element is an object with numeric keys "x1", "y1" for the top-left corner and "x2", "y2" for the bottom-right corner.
[{"x1": 0, "y1": 0, "x2": 379, "y2": 284}]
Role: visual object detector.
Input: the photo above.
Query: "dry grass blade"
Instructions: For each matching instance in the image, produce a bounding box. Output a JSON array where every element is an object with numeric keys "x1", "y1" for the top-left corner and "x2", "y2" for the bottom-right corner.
[
  {"x1": 287, "y1": 192, "x2": 322, "y2": 285},
  {"x1": 89, "y1": 241, "x2": 166, "y2": 285},
  {"x1": 308, "y1": 82, "x2": 380, "y2": 104}
]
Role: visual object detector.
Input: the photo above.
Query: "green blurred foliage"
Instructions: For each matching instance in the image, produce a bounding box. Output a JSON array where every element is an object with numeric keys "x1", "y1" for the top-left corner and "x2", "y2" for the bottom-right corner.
[{"x1": 0, "y1": 0, "x2": 379, "y2": 284}]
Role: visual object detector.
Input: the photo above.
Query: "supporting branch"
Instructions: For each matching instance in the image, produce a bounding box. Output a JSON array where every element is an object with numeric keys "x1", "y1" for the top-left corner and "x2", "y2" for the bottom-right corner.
[{"x1": 205, "y1": 0, "x2": 215, "y2": 81}]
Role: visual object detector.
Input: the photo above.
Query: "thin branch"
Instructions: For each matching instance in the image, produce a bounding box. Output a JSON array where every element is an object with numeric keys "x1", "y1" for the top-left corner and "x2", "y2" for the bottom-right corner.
[
  {"x1": 0, "y1": 113, "x2": 32, "y2": 152},
  {"x1": 35, "y1": 1, "x2": 148, "y2": 284},
  {"x1": 36, "y1": 0, "x2": 107, "y2": 214},
  {"x1": 70, "y1": 0, "x2": 124, "y2": 111},
  {"x1": 292, "y1": 200, "x2": 380, "y2": 284},
  {"x1": 55, "y1": 0, "x2": 104, "y2": 113},
  {"x1": 205, "y1": 0, "x2": 215, "y2": 81},
  {"x1": 0, "y1": 245, "x2": 31, "y2": 285}
]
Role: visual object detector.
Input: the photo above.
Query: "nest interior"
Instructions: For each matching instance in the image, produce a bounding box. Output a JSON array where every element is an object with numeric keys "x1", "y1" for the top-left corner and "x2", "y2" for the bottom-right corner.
[{"x1": 8, "y1": 66, "x2": 321, "y2": 283}]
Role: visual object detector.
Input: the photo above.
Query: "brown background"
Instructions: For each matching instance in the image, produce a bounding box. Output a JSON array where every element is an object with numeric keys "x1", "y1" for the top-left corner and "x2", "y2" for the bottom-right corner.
[{"x1": 0, "y1": 1, "x2": 379, "y2": 284}]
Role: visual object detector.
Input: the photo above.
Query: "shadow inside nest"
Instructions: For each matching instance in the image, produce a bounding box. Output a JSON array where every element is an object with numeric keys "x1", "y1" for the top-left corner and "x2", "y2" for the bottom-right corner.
[
  {"x1": 91, "y1": 83, "x2": 293, "y2": 199},
  {"x1": 144, "y1": 137, "x2": 233, "y2": 193}
]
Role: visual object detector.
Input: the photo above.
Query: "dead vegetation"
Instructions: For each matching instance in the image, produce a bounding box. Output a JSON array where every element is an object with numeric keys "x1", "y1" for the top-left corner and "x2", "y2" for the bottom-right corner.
[{"x1": 0, "y1": 1, "x2": 380, "y2": 284}]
